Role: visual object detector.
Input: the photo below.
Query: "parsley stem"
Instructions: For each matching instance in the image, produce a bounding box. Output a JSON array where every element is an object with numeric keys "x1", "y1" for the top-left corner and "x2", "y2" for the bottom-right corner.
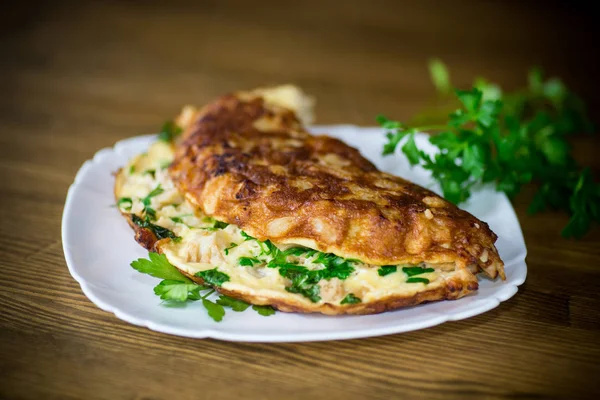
[{"x1": 201, "y1": 289, "x2": 215, "y2": 299}]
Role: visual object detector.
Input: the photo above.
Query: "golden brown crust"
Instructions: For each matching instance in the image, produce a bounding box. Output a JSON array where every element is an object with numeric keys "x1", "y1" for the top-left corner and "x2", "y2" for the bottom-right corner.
[{"x1": 169, "y1": 91, "x2": 505, "y2": 279}]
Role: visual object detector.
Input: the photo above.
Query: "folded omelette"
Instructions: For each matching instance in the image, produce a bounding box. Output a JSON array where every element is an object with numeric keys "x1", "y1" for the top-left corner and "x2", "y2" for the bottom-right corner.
[{"x1": 114, "y1": 85, "x2": 505, "y2": 315}]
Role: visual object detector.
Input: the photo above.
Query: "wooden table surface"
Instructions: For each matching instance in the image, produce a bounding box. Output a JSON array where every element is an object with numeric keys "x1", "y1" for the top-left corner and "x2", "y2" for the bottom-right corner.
[{"x1": 1, "y1": 1, "x2": 599, "y2": 399}]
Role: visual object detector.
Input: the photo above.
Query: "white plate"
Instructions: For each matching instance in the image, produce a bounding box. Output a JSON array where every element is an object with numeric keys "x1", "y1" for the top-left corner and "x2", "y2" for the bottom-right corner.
[{"x1": 62, "y1": 125, "x2": 527, "y2": 342}]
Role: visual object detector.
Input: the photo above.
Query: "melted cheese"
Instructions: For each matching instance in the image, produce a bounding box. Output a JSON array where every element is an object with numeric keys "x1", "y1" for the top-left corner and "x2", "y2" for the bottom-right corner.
[{"x1": 116, "y1": 141, "x2": 459, "y2": 306}]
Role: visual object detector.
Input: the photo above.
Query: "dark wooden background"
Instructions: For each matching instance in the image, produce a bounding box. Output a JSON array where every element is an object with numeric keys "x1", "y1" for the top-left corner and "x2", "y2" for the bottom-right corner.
[{"x1": 1, "y1": 1, "x2": 599, "y2": 399}]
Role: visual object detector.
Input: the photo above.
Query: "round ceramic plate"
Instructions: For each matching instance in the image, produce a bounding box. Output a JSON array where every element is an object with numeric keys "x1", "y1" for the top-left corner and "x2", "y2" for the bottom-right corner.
[{"x1": 62, "y1": 125, "x2": 527, "y2": 342}]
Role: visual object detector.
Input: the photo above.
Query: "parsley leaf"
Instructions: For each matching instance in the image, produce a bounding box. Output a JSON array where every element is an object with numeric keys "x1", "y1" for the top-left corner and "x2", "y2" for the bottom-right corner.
[
  {"x1": 238, "y1": 257, "x2": 261, "y2": 267},
  {"x1": 214, "y1": 221, "x2": 229, "y2": 229},
  {"x1": 402, "y1": 266, "x2": 435, "y2": 276},
  {"x1": 116, "y1": 197, "x2": 133, "y2": 211},
  {"x1": 142, "y1": 185, "x2": 164, "y2": 204},
  {"x1": 202, "y1": 298, "x2": 225, "y2": 322},
  {"x1": 406, "y1": 277, "x2": 430, "y2": 284},
  {"x1": 153, "y1": 280, "x2": 202, "y2": 302},
  {"x1": 131, "y1": 252, "x2": 190, "y2": 281},
  {"x1": 240, "y1": 231, "x2": 255, "y2": 241},
  {"x1": 341, "y1": 293, "x2": 361, "y2": 304},
  {"x1": 158, "y1": 120, "x2": 183, "y2": 143},
  {"x1": 216, "y1": 295, "x2": 251, "y2": 311},
  {"x1": 252, "y1": 305, "x2": 276, "y2": 316},
  {"x1": 196, "y1": 268, "x2": 230, "y2": 287},
  {"x1": 378, "y1": 265, "x2": 397, "y2": 276},
  {"x1": 285, "y1": 278, "x2": 322, "y2": 303},
  {"x1": 223, "y1": 242, "x2": 238, "y2": 255}
]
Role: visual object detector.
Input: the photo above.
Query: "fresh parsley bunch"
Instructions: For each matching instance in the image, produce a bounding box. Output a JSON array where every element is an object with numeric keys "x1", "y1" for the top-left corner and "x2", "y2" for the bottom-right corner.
[{"x1": 379, "y1": 59, "x2": 598, "y2": 238}]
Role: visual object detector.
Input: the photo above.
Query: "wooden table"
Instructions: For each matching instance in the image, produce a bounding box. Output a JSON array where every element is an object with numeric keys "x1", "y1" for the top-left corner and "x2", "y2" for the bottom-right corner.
[{"x1": 2, "y1": 1, "x2": 599, "y2": 399}]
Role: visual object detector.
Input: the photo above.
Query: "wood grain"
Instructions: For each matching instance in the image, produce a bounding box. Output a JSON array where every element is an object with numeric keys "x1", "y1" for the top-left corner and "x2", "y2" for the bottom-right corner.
[{"x1": 1, "y1": 1, "x2": 599, "y2": 399}]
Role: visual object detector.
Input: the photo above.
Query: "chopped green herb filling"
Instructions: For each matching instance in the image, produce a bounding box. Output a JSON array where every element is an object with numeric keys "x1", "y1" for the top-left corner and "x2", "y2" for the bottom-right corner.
[
  {"x1": 402, "y1": 266, "x2": 435, "y2": 276},
  {"x1": 406, "y1": 277, "x2": 430, "y2": 284},
  {"x1": 196, "y1": 268, "x2": 230, "y2": 287},
  {"x1": 238, "y1": 257, "x2": 261, "y2": 267},
  {"x1": 378, "y1": 265, "x2": 397, "y2": 276},
  {"x1": 341, "y1": 293, "x2": 362, "y2": 304},
  {"x1": 116, "y1": 197, "x2": 133, "y2": 211},
  {"x1": 223, "y1": 242, "x2": 238, "y2": 255},
  {"x1": 131, "y1": 214, "x2": 180, "y2": 241}
]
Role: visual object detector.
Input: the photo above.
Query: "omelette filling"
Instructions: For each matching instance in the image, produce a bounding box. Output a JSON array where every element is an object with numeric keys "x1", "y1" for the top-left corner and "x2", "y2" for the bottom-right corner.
[{"x1": 116, "y1": 141, "x2": 460, "y2": 306}]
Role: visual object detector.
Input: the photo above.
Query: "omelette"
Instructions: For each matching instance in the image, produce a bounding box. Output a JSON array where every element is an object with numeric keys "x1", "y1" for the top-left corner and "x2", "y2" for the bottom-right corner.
[{"x1": 114, "y1": 85, "x2": 505, "y2": 315}]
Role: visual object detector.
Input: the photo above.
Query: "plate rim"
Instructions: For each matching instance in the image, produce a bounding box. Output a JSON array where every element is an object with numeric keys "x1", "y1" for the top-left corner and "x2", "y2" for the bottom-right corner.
[{"x1": 62, "y1": 126, "x2": 527, "y2": 342}]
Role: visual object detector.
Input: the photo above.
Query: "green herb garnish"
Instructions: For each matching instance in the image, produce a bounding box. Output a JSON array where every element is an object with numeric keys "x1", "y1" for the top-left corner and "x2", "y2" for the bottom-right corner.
[
  {"x1": 128, "y1": 165, "x2": 135, "y2": 175},
  {"x1": 406, "y1": 277, "x2": 430, "y2": 284},
  {"x1": 252, "y1": 305, "x2": 276, "y2": 316},
  {"x1": 284, "y1": 268, "x2": 322, "y2": 303},
  {"x1": 195, "y1": 268, "x2": 230, "y2": 287},
  {"x1": 140, "y1": 184, "x2": 164, "y2": 220},
  {"x1": 402, "y1": 266, "x2": 435, "y2": 277},
  {"x1": 153, "y1": 280, "x2": 202, "y2": 301},
  {"x1": 116, "y1": 197, "x2": 133, "y2": 211},
  {"x1": 158, "y1": 120, "x2": 183, "y2": 143},
  {"x1": 131, "y1": 252, "x2": 192, "y2": 281},
  {"x1": 240, "y1": 231, "x2": 255, "y2": 241},
  {"x1": 200, "y1": 218, "x2": 229, "y2": 231},
  {"x1": 238, "y1": 257, "x2": 261, "y2": 267},
  {"x1": 214, "y1": 221, "x2": 229, "y2": 229},
  {"x1": 131, "y1": 253, "x2": 207, "y2": 303},
  {"x1": 379, "y1": 59, "x2": 597, "y2": 238},
  {"x1": 131, "y1": 214, "x2": 180, "y2": 241},
  {"x1": 216, "y1": 295, "x2": 251, "y2": 312},
  {"x1": 223, "y1": 242, "x2": 238, "y2": 255},
  {"x1": 378, "y1": 265, "x2": 397, "y2": 276},
  {"x1": 217, "y1": 295, "x2": 276, "y2": 316},
  {"x1": 279, "y1": 257, "x2": 355, "y2": 303},
  {"x1": 169, "y1": 215, "x2": 192, "y2": 225},
  {"x1": 341, "y1": 293, "x2": 362, "y2": 304},
  {"x1": 202, "y1": 297, "x2": 225, "y2": 322}
]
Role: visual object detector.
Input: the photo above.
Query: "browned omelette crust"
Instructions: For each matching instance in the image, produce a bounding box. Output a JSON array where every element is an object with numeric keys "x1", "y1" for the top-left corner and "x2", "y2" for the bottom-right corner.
[{"x1": 169, "y1": 93, "x2": 505, "y2": 279}]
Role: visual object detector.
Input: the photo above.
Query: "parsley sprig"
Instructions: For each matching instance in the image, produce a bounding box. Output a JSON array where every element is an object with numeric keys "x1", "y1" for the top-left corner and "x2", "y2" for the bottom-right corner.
[
  {"x1": 379, "y1": 60, "x2": 598, "y2": 238},
  {"x1": 131, "y1": 253, "x2": 275, "y2": 321}
]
